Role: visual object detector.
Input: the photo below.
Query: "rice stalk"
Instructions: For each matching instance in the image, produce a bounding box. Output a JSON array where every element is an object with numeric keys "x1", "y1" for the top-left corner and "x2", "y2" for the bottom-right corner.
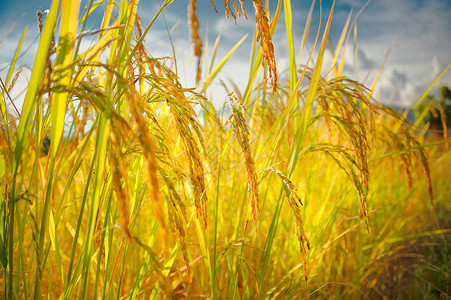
[
  {"x1": 210, "y1": 0, "x2": 247, "y2": 22},
  {"x1": 228, "y1": 93, "x2": 260, "y2": 227},
  {"x1": 253, "y1": 0, "x2": 277, "y2": 93},
  {"x1": 160, "y1": 169, "x2": 191, "y2": 280},
  {"x1": 6, "y1": 69, "x2": 22, "y2": 94},
  {"x1": 108, "y1": 127, "x2": 132, "y2": 240},
  {"x1": 314, "y1": 76, "x2": 372, "y2": 231},
  {"x1": 259, "y1": 167, "x2": 310, "y2": 283},
  {"x1": 168, "y1": 99, "x2": 208, "y2": 227},
  {"x1": 383, "y1": 130, "x2": 413, "y2": 189},
  {"x1": 123, "y1": 82, "x2": 166, "y2": 229},
  {"x1": 138, "y1": 58, "x2": 209, "y2": 227},
  {"x1": 189, "y1": 0, "x2": 202, "y2": 84},
  {"x1": 406, "y1": 135, "x2": 434, "y2": 209},
  {"x1": 376, "y1": 108, "x2": 434, "y2": 209}
]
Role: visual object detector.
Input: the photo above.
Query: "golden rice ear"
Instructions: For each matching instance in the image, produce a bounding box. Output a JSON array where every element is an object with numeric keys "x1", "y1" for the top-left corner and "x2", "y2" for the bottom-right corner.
[
  {"x1": 109, "y1": 129, "x2": 133, "y2": 241},
  {"x1": 189, "y1": 0, "x2": 202, "y2": 84},
  {"x1": 211, "y1": 0, "x2": 219, "y2": 13},
  {"x1": 239, "y1": 0, "x2": 248, "y2": 19},
  {"x1": 253, "y1": 0, "x2": 277, "y2": 93},
  {"x1": 210, "y1": 0, "x2": 248, "y2": 22},
  {"x1": 228, "y1": 93, "x2": 260, "y2": 228},
  {"x1": 259, "y1": 167, "x2": 309, "y2": 283}
]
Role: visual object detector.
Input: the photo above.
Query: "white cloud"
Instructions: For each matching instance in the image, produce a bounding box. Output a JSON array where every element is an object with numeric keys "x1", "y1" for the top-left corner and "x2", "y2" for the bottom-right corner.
[
  {"x1": 318, "y1": 0, "x2": 451, "y2": 106},
  {"x1": 1, "y1": 0, "x2": 450, "y2": 111}
]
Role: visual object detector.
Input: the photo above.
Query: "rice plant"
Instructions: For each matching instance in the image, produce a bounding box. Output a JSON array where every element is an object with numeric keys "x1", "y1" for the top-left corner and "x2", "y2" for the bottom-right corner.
[{"x1": 0, "y1": 0, "x2": 449, "y2": 298}]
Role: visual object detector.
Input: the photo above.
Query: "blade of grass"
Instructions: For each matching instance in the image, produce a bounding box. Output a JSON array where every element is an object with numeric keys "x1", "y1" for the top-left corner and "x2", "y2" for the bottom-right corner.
[
  {"x1": 298, "y1": 0, "x2": 315, "y2": 64},
  {"x1": 259, "y1": 0, "x2": 321, "y2": 169},
  {"x1": 51, "y1": 0, "x2": 80, "y2": 158},
  {"x1": 79, "y1": 113, "x2": 110, "y2": 299},
  {"x1": 149, "y1": 242, "x2": 180, "y2": 299},
  {"x1": 412, "y1": 62, "x2": 451, "y2": 126},
  {"x1": 328, "y1": 10, "x2": 352, "y2": 79},
  {"x1": 286, "y1": 0, "x2": 335, "y2": 176},
  {"x1": 124, "y1": 0, "x2": 175, "y2": 68},
  {"x1": 5, "y1": 27, "x2": 28, "y2": 87},
  {"x1": 199, "y1": 34, "x2": 248, "y2": 94},
  {"x1": 258, "y1": 2, "x2": 336, "y2": 291},
  {"x1": 371, "y1": 139, "x2": 450, "y2": 161},
  {"x1": 284, "y1": 0, "x2": 296, "y2": 90},
  {"x1": 13, "y1": 0, "x2": 59, "y2": 175}
]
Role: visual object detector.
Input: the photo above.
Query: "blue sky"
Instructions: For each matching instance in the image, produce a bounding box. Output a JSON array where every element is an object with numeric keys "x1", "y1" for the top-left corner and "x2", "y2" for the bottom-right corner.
[{"x1": 1, "y1": 0, "x2": 450, "y2": 108}]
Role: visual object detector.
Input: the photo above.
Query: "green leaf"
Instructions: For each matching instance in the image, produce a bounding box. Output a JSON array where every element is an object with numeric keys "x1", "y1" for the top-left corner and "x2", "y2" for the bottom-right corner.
[
  {"x1": 0, "y1": 234, "x2": 7, "y2": 268},
  {"x1": 51, "y1": 0, "x2": 80, "y2": 158},
  {"x1": 284, "y1": 0, "x2": 297, "y2": 90},
  {"x1": 0, "y1": 156, "x2": 5, "y2": 178},
  {"x1": 13, "y1": 0, "x2": 60, "y2": 174}
]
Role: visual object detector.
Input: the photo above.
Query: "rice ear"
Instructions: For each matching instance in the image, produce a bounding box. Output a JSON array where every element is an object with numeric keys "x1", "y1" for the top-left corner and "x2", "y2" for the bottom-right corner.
[
  {"x1": 228, "y1": 93, "x2": 260, "y2": 227},
  {"x1": 259, "y1": 167, "x2": 310, "y2": 283},
  {"x1": 253, "y1": 0, "x2": 277, "y2": 93},
  {"x1": 108, "y1": 129, "x2": 132, "y2": 241},
  {"x1": 189, "y1": 0, "x2": 202, "y2": 84},
  {"x1": 213, "y1": 0, "x2": 247, "y2": 22}
]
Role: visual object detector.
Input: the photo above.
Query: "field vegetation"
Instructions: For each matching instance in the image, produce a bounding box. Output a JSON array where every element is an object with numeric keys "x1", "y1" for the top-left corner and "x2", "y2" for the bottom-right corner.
[{"x1": 0, "y1": 0, "x2": 450, "y2": 298}]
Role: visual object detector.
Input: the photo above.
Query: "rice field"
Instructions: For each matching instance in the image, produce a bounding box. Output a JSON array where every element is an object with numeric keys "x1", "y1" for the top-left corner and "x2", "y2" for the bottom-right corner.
[{"x1": 0, "y1": 0, "x2": 450, "y2": 298}]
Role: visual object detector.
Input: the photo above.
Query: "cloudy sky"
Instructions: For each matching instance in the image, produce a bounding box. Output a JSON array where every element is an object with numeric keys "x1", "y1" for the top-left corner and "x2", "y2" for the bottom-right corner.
[{"x1": 0, "y1": 0, "x2": 450, "y2": 108}]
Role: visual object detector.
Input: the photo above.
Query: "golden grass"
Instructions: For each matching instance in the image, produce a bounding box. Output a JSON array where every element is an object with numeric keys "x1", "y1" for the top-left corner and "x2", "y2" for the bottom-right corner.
[
  {"x1": 253, "y1": 0, "x2": 278, "y2": 93},
  {"x1": 0, "y1": 1, "x2": 448, "y2": 298},
  {"x1": 259, "y1": 167, "x2": 310, "y2": 283},
  {"x1": 228, "y1": 93, "x2": 260, "y2": 227}
]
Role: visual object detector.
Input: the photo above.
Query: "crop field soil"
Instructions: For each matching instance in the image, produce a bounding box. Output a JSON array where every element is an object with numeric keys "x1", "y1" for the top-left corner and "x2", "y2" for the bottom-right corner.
[{"x1": 0, "y1": 0, "x2": 450, "y2": 299}]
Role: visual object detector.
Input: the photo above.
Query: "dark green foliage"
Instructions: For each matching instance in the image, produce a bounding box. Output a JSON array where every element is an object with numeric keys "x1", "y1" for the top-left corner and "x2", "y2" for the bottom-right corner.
[{"x1": 415, "y1": 85, "x2": 451, "y2": 131}]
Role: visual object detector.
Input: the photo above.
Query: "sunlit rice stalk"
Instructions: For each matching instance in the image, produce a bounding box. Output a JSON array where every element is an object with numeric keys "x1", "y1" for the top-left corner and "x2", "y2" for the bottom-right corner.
[
  {"x1": 253, "y1": 0, "x2": 277, "y2": 93},
  {"x1": 259, "y1": 167, "x2": 310, "y2": 283},
  {"x1": 228, "y1": 93, "x2": 260, "y2": 227}
]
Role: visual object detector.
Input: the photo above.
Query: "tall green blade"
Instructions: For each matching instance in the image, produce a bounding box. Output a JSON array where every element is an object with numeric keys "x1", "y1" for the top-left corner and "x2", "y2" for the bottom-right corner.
[
  {"x1": 13, "y1": 0, "x2": 60, "y2": 174},
  {"x1": 51, "y1": 0, "x2": 80, "y2": 158}
]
